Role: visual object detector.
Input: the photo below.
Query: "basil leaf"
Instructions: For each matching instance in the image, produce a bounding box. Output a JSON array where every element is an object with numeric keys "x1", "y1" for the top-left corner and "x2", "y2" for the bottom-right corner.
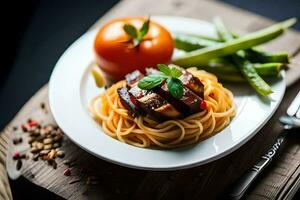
[
  {"x1": 167, "y1": 77, "x2": 183, "y2": 99},
  {"x1": 123, "y1": 24, "x2": 138, "y2": 39},
  {"x1": 170, "y1": 67, "x2": 183, "y2": 78},
  {"x1": 139, "y1": 18, "x2": 150, "y2": 39},
  {"x1": 157, "y1": 64, "x2": 171, "y2": 76},
  {"x1": 138, "y1": 74, "x2": 167, "y2": 90}
]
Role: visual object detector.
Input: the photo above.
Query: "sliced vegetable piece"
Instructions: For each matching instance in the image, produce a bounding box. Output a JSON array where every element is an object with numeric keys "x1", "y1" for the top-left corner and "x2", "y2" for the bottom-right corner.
[
  {"x1": 91, "y1": 66, "x2": 106, "y2": 88},
  {"x1": 173, "y1": 18, "x2": 296, "y2": 66}
]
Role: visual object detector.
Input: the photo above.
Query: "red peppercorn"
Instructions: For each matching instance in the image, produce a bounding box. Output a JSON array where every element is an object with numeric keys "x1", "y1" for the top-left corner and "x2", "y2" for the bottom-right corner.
[
  {"x1": 21, "y1": 124, "x2": 28, "y2": 132},
  {"x1": 13, "y1": 152, "x2": 20, "y2": 160},
  {"x1": 28, "y1": 120, "x2": 39, "y2": 127},
  {"x1": 63, "y1": 168, "x2": 71, "y2": 176},
  {"x1": 200, "y1": 100, "x2": 207, "y2": 110}
]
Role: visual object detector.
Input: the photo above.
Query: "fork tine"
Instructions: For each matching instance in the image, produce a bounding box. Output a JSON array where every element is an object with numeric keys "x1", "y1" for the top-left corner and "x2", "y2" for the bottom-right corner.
[
  {"x1": 287, "y1": 90, "x2": 300, "y2": 116},
  {"x1": 296, "y1": 108, "x2": 300, "y2": 118}
]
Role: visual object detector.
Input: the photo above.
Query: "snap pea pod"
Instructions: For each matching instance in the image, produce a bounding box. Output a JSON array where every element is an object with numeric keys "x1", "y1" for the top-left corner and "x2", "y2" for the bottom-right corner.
[
  {"x1": 173, "y1": 18, "x2": 296, "y2": 66},
  {"x1": 214, "y1": 17, "x2": 273, "y2": 96},
  {"x1": 174, "y1": 34, "x2": 290, "y2": 63},
  {"x1": 199, "y1": 66, "x2": 282, "y2": 83},
  {"x1": 245, "y1": 48, "x2": 289, "y2": 63},
  {"x1": 206, "y1": 58, "x2": 283, "y2": 76},
  {"x1": 234, "y1": 56, "x2": 273, "y2": 95},
  {"x1": 210, "y1": 72, "x2": 245, "y2": 82},
  {"x1": 252, "y1": 63, "x2": 284, "y2": 76},
  {"x1": 174, "y1": 33, "x2": 218, "y2": 52},
  {"x1": 231, "y1": 32, "x2": 290, "y2": 63},
  {"x1": 178, "y1": 33, "x2": 221, "y2": 42}
]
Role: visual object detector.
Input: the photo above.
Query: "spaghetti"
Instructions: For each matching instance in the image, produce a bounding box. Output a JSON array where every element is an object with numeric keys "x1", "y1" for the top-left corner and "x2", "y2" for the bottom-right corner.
[{"x1": 89, "y1": 68, "x2": 236, "y2": 148}]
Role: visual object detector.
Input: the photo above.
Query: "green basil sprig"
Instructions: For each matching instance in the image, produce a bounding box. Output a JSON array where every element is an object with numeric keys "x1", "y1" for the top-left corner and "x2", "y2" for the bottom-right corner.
[
  {"x1": 138, "y1": 64, "x2": 184, "y2": 99},
  {"x1": 123, "y1": 18, "x2": 150, "y2": 47}
]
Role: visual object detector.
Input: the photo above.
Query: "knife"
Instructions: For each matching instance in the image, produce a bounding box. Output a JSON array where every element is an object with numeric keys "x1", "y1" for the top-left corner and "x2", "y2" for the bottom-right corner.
[{"x1": 227, "y1": 134, "x2": 287, "y2": 200}]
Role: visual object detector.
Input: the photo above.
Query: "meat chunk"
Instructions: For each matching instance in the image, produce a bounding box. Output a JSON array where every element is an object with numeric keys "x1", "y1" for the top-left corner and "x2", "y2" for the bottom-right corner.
[
  {"x1": 179, "y1": 70, "x2": 204, "y2": 99},
  {"x1": 153, "y1": 82, "x2": 203, "y2": 115},
  {"x1": 125, "y1": 70, "x2": 144, "y2": 88},
  {"x1": 136, "y1": 92, "x2": 182, "y2": 121},
  {"x1": 117, "y1": 87, "x2": 142, "y2": 117}
]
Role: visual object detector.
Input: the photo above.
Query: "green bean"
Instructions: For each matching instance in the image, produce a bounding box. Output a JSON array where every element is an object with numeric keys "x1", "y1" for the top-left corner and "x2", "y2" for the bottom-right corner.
[
  {"x1": 203, "y1": 58, "x2": 283, "y2": 76},
  {"x1": 214, "y1": 17, "x2": 273, "y2": 96},
  {"x1": 176, "y1": 33, "x2": 221, "y2": 42},
  {"x1": 173, "y1": 18, "x2": 296, "y2": 66},
  {"x1": 231, "y1": 33, "x2": 290, "y2": 63},
  {"x1": 199, "y1": 63, "x2": 282, "y2": 82},
  {"x1": 174, "y1": 33, "x2": 218, "y2": 52},
  {"x1": 211, "y1": 72, "x2": 245, "y2": 82},
  {"x1": 253, "y1": 63, "x2": 284, "y2": 76},
  {"x1": 245, "y1": 48, "x2": 289, "y2": 63},
  {"x1": 234, "y1": 56, "x2": 273, "y2": 95},
  {"x1": 174, "y1": 34, "x2": 290, "y2": 63}
]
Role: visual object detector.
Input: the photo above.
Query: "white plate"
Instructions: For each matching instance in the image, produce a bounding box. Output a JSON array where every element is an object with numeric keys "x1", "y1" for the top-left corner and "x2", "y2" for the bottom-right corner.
[{"x1": 49, "y1": 16, "x2": 285, "y2": 170}]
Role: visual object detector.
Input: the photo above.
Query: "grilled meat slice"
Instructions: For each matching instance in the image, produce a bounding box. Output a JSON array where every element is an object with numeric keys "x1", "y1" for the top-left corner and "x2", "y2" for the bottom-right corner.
[
  {"x1": 117, "y1": 87, "x2": 143, "y2": 117},
  {"x1": 136, "y1": 92, "x2": 182, "y2": 121},
  {"x1": 125, "y1": 70, "x2": 144, "y2": 88},
  {"x1": 153, "y1": 82, "x2": 203, "y2": 115},
  {"x1": 128, "y1": 85, "x2": 149, "y2": 99},
  {"x1": 179, "y1": 69, "x2": 204, "y2": 99}
]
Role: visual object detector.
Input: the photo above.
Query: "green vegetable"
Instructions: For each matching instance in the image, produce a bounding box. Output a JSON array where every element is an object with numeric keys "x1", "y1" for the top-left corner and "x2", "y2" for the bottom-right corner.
[
  {"x1": 202, "y1": 60, "x2": 280, "y2": 83},
  {"x1": 167, "y1": 77, "x2": 184, "y2": 99},
  {"x1": 138, "y1": 64, "x2": 184, "y2": 99},
  {"x1": 173, "y1": 18, "x2": 296, "y2": 66},
  {"x1": 233, "y1": 54, "x2": 273, "y2": 96},
  {"x1": 245, "y1": 48, "x2": 289, "y2": 63},
  {"x1": 253, "y1": 63, "x2": 284, "y2": 76},
  {"x1": 200, "y1": 58, "x2": 283, "y2": 77},
  {"x1": 188, "y1": 33, "x2": 221, "y2": 42},
  {"x1": 123, "y1": 17, "x2": 150, "y2": 47},
  {"x1": 137, "y1": 74, "x2": 167, "y2": 90},
  {"x1": 157, "y1": 64, "x2": 172, "y2": 75},
  {"x1": 231, "y1": 33, "x2": 290, "y2": 63},
  {"x1": 174, "y1": 34, "x2": 290, "y2": 63},
  {"x1": 174, "y1": 33, "x2": 218, "y2": 51},
  {"x1": 210, "y1": 72, "x2": 245, "y2": 82},
  {"x1": 214, "y1": 17, "x2": 273, "y2": 96}
]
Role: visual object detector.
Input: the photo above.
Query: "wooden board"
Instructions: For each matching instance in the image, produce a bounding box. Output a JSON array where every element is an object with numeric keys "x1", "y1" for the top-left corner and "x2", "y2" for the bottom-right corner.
[{"x1": 1, "y1": 0, "x2": 300, "y2": 199}]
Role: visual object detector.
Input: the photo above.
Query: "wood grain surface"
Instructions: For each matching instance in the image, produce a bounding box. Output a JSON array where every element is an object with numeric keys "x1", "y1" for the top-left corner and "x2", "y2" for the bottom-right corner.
[{"x1": 1, "y1": 0, "x2": 300, "y2": 199}]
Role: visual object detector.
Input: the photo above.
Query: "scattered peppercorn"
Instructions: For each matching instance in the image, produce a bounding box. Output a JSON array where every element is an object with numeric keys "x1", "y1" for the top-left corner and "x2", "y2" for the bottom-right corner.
[
  {"x1": 13, "y1": 137, "x2": 23, "y2": 145},
  {"x1": 40, "y1": 102, "x2": 45, "y2": 109},
  {"x1": 16, "y1": 160, "x2": 22, "y2": 170},
  {"x1": 63, "y1": 168, "x2": 71, "y2": 176}
]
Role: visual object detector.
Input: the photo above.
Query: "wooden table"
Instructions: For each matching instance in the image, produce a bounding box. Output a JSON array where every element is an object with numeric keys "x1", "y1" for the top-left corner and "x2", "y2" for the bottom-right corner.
[{"x1": 2, "y1": 0, "x2": 300, "y2": 199}]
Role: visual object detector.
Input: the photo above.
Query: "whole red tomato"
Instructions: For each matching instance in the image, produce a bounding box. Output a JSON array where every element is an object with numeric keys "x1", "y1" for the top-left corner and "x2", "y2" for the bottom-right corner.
[{"x1": 94, "y1": 17, "x2": 174, "y2": 80}]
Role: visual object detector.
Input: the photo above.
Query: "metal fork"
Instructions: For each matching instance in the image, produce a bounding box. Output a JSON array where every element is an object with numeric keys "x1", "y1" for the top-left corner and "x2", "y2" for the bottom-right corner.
[
  {"x1": 228, "y1": 90, "x2": 300, "y2": 200},
  {"x1": 280, "y1": 90, "x2": 300, "y2": 129}
]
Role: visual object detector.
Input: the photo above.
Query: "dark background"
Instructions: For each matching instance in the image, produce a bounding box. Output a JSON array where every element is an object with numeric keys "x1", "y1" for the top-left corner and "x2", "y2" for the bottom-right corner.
[{"x1": 1, "y1": 0, "x2": 299, "y2": 199}]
